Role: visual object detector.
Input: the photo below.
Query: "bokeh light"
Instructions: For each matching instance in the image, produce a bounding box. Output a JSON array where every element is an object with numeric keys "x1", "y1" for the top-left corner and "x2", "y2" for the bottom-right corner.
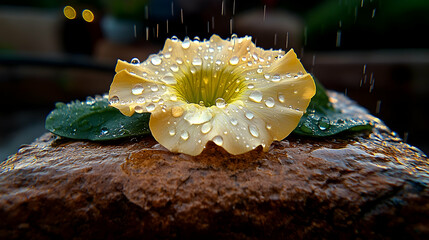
[
  {"x1": 82, "y1": 9, "x2": 94, "y2": 22},
  {"x1": 63, "y1": 6, "x2": 76, "y2": 20}
]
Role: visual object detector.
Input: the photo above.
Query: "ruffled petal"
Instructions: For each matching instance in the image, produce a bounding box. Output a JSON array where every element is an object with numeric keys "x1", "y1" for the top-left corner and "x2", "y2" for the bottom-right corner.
[{"x1": 109, "y1": 69, "x2": 171, "y2": 116}]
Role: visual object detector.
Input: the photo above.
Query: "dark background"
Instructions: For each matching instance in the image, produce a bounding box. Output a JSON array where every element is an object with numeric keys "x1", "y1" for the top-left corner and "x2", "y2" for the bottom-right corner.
[{"x1": 1, "y1": 0, "x2": 428, "y2": 160}]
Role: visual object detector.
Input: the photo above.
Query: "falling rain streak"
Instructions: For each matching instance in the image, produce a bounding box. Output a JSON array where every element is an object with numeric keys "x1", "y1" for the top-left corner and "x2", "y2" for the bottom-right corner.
[
  {"x1": 285, "y1": 32, "x2": 289, "y2": 49},
  {"x1": 263, "y1": 5, "x2": 266, "y2": 21},
  {"x1": 336, "y1": 31, "x2": 342, "y2": 47},
  {"x1": 375, "y1": 100, "x2": 382, "y2": 114}
]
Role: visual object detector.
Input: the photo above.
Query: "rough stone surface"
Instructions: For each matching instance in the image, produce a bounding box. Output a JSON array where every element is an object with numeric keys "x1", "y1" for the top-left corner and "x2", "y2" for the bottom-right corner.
[{"x1": 1, "y1": 92, "x2": 429, "y2": 239}]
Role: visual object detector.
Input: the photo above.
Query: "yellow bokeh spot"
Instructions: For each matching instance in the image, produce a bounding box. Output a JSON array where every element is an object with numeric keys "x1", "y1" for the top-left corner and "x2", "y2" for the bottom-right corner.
[
  {"x1": 63, "y1": 6, "x2": 76, "y2": 20},
  {"x1": 82, "y1": 9, "x2": 95, "y2": 22}
]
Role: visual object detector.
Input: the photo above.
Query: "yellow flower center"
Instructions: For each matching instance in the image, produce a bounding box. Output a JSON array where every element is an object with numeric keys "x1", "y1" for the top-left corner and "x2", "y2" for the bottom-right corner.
[{"x1": 173, "y1": 66, "x2": 247, "y2": 107}]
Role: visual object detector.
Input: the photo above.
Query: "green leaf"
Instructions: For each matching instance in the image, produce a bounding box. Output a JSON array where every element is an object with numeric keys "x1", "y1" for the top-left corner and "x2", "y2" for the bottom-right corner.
[
  {"x1": 292, "y1": 79, "x2": 373, "y2": 137},
  {"x1": 45, "y1": 79, "x2": 372, "y2": 141},
  {"x1": 45, "y1": 96, "x2": 151, "y2": 141}
]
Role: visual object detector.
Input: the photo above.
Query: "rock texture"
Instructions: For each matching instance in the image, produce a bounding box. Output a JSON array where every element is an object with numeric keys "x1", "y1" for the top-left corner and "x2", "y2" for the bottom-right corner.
[{"x1": 1, "y1": 92, "x2": 429, "y2": 240}]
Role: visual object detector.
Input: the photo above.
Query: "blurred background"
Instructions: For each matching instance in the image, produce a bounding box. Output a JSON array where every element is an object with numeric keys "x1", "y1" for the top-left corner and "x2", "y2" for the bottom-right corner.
[{"x1": 1, "y1": 0, "x2": 428, "y2": 161}]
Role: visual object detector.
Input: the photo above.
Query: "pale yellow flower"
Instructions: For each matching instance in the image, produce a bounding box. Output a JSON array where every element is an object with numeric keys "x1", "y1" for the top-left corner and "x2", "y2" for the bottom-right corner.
[{"x1": 109, "y1": 35, "x2": 316, "y2": 156}]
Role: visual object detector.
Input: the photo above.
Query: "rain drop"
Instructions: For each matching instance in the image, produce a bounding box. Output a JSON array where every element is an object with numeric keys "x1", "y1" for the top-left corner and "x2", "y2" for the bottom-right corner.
[
  {"x1": 272, "y1": 74, "x2": 281, "y2": 82},
  {"x1": 172, "y1": 106, "x2": 184, "y2": 117},
  {"x1": 266, "y1": 123, "x2": 272, "y2": 130},
  {"x1": 146, "y1": 103, "x2": 156, "y2": 112},
  {"x1": 182, "y1": 37, "x2": 191, "y2": 49},
  {"x1": 131, "y1": 58, "x2": 140, "y2": 64},
  {"x1": 215, "y1": 98, "x2": 226, "y2": 108},
  {"x1": 150, "y1": 85, "x2": 159, "y2": 92},
  {"x1": 278, "y1": 94, "x2": 285, "y2": 103},
  {"x1": 136, "y1": 97, "x2": 146, "y2": 103},
  {"x1": 247, "y1": 83, "x2": 254, "y2": 89},
  {"x1": 201, "y1": 122, "x2": 212, "y2": 134},
  {"x1": 132, "y1": 84, "x2": 144, "y2": 95},
  {"x1": 192, "y1": 57, "x2": 202, "y2": 66},
  {"x1": 150, "y1": 55, "x2": 162, "y2": 65},
  {"x1": 245, "y1": 111, "x2": 254, "y2": 120},
  {"x1": 318, "y1": 117, "x2": 330, "y2": 130},
  {"x1": 264, "y1": 73, "x2": 270, "y2": 80},
  {"x1": 230, "y1": 118, "x2": 238, "y2": 126},
  {"x1": 176, "y1": 57, "x2": 183, "y2": 64},
  {"x1": 169, "y1": 128, "x2": 176, "y2": 136},
  {"x1": 249, "y1": 90, "x2": 263, "y2": 103},
  {"x1": 100, "y1": 127, "x2": 108, "y2": 135},
  {"x1": 180, "y1": 130, "x2": 189, "y2": 140},
  {"x1": 171, "y1": 36, "x2": 178, "y2": 42},
  {"x1": 170, "y1": 64, "x2": 179, "y2": 72},
  {"x1": 249, "y1": 125, "x2": 259, "y2": 138},
  {"x1": 229, "y1": 56, "x2": 239, "y2": 65},
  {"x1": 86, "y1": 96, "x2": 95, "y2": 105},
  {"x1": 109, "y1": 96, "x2": 119, "y2": 105},
  {"x1": 212, "y1": 135, "x2": 223, "y2": 146},
  {"x1": 162, "y1": 73, "x2": 176, "y2": 84},
  {"x1": 264, "y1": 97, "x2": 275, "y2": 108},
  {"x1": 135, "y1": 105, "x2": 144, "y2": 113}
]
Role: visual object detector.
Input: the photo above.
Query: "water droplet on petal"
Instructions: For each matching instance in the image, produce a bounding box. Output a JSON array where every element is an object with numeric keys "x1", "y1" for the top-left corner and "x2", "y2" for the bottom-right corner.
[
  {"x1": 208, "y1": 47, "x2": 215, "y2": 53},
  {"x1": 266, "y1": 123, "x2": 272, "y2": 130},
  {"x1": 212, "y1": 135, "x2": 223, "y2": 146},
  {"x1": 131, "y1": 58, "x2": 140, "y2": 64},
  {"x1": 132, "y1": 84, "x2": 144, "y2": 95},
  {"x1": 181, "y1": 130, "x2": 189, "y2": 140},
  {"x1": 150, "y1": 55, "x2": 162, "y2": 65},
  {"x1": 170, "y1": 95, "x2": 178, "y2": 101},
  {"x1": 172, "y1": 106, "x2": 184, "y2": 117},
  {"x1": 135, "y1": 105, "x2": 144, "y2": 113},
  {"x1": 146, "y1": 103, "x2": 156, "y2": 112},
  {"x1": 318, "y1": 117, "x2": 330, "y2": 130},
  {"x1": 264, "y1": 97, "x2": 275, "y2": 108},
  {"x1": 171, "y1": 36, "x2": 179, "y2": 42},
  {"x1": 192, "y1": 57, "x2": 202, "y2": 66},
  {"x1": 182, "y1": 37, "x2": 191, "y2": 49},
  {"x1": 249, "y1": 90, "x2": 263, "y2": 103},
  {"x1": 245, "y1": 111, "x2": 254, "y2": 120},
  {"x1": 229, "y1": 56, "x2": 239, "y2": 65},
  {"x1": 109, "y1": 96, "x2": 119, "y2": 105},
  {"x1": 272, "y1": 74, "x2": 281, "y2": 82},
  {"x1": 230, "y1": 118, "x2": 238, "y2": 126},
  {"x1": 169, "y1": 128, "x2": 176, "y2": 136},
  {"x1": 150, "y1": 85, "x2": 159, "y2": 92},
  {"x1": 215, "y1": 98, "x2": 226, "y2": 108},
  {"x1": 278, "y1": 94, "x2": 285, "y2": 103},
  {"x1": 136, "y1": 97, "x2": 145, "y2": 103},
  {"x1": 201, "y1": 122, "x2": 212, "y2": 134},
  {"x1": 184, "y1": 110, "x2": 213, "y2": 124},
  {"x1": 293, "y1": 90, "x2": 298, "y2": 94},
  {"x1": 249, "y1": 125, "x2": 259, "y2": 137},
  {"x1": 170, "y1": 64, "x2": 179, "y2": 72},
  {"x1": 215, "y1": 60, "x2": 222, "y2": 65},
  {"x1": 247, "y1": 83, "x2": 254, "y2": 89},
  {"x1": 176, "y1": 58, "x2": 183, "y2": 64},
  {"x1": 264, "y1": 73, "x2": 270, "y2": 80},
  {"x1": 162, "y1": 73, "x2": 176, "y2": 84}
]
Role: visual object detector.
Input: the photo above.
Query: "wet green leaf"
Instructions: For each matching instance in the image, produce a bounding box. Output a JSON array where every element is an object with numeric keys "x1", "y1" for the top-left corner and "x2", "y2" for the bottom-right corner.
[
  {"x1": 292, "y1": 79, "x2": 373, "y2": 137},
  {"x1": 45, "y1": 96, "x2": 150, "y2": 141},
  {"x1": 45, "y1": 80, "x2": 372, "y2": 141}
]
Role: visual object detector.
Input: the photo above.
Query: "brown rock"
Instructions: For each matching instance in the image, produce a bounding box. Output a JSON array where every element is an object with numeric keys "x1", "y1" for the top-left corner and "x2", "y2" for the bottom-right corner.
[{"x1": 1, "y1": 92, "x2": 428, "y2": 239}]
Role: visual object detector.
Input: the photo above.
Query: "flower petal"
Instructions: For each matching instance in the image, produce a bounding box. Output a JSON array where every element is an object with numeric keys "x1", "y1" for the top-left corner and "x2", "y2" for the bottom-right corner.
[{"x1": 109, "y1": 69, "x2": 170, "y2": 116}]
